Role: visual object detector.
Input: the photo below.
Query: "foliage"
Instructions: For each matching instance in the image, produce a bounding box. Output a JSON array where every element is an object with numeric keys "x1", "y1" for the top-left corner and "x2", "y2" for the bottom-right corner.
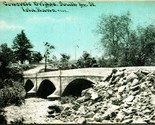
[
  {"x1": 61, "y1": 96, "x2": 77, "y2": 104},
  {"x1": 0, "y1": 79, "x2": 26, "y2": 108},
  {"x1": 10, "y1": 117, "x2": 24, "y2": 124},
  {"x1": 76, "y1": 51, "x2": 98, "y2": 68},
  {"x1": 0, "y1": 109, "x2": 7, "y2": 124},
  {"x1": 48, "y1": 55, "x2": 59, "y2": 67},
  {"x1": 0, "y1": 43, "x2": 15, "y2": 67},
  {"x1": 60, "y1": 54, "x2": 70, "y2": 70},
  {"x1": 12, "y1": 30, "x2": 33, "y2": 64},
  {"x1": 44, "y1": 42, "x2": 55, "y2": 72},
  {"x1": 97, "y1": 56, "x2": 109, "y2": 67},
  {"x1": 97, "y1": 12, "x2": 155, "y2": 66},
  {"x1": 29, "y1": 51, "x2": 43, "y2": 64},
  {"x1": 136, "y1": 25, "x2": 155, "y2": 65}
]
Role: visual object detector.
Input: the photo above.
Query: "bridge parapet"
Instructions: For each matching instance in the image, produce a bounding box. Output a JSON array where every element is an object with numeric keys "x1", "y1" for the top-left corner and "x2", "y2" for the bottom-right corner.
[{"x1": 23, "y1": 67, "x2": 155, "y2": 99}]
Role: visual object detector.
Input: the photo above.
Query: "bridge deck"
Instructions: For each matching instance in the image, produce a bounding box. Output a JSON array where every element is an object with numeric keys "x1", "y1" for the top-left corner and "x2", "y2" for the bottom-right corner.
[{"x1": 23, "y1": 66, "x2": 155, "y2": 78}]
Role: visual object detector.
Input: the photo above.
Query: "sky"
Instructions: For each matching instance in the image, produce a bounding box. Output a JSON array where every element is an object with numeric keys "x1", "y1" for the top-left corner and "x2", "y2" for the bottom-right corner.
[{"x1": 0, "y1": 1, "x2": 155, "y2": 60}]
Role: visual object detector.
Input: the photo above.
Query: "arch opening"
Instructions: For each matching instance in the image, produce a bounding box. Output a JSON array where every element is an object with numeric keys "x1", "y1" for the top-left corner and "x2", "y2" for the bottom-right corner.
[
  {"x1": 62, "y1": 79, "x2": 94, "y2": 97},
  {"x1": 36, "y1": 80, "x2": 56, "y2": 98},
  {"x1": 25, "y1": 79, "x2": 34, "y2": 92}
]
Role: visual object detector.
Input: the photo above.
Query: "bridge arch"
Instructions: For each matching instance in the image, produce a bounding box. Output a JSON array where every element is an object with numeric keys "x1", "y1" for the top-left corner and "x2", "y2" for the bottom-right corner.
[
  {"x1": 36, "y1": 79, "x2": 56, "y2": 98},
  {"x1": 62, "y1": 78, "x2": 94, "y2": 97},
  {"x1": 25, "y1": 79, "x2": 34, "y2": 92}
]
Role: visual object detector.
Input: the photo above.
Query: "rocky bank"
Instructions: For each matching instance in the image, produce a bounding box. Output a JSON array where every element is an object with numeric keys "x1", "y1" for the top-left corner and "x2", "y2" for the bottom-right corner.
[{"x1": 48, "y1": 68, "x2": 155, "y2": 124}]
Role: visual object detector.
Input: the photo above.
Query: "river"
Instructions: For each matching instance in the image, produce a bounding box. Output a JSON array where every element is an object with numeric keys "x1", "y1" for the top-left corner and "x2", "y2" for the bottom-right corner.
[{"x1": 4, "y1": 97, "x2": 65, "y2": 124}]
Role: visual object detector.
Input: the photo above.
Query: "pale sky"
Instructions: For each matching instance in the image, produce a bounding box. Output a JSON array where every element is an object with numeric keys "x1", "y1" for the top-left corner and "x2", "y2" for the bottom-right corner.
[{"x1": 0, "y1": 1, "x2": 155, "y2": 60}]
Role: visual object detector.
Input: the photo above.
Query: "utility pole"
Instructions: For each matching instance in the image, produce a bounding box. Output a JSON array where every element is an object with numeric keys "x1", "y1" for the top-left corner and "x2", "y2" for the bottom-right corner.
[{"x1": 59, "y1": 66, "x2": 62, "y2": 100}]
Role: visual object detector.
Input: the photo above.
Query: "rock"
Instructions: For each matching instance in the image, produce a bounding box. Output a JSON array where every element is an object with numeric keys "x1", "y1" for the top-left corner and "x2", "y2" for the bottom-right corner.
[
  {"x1": 130, "y1": 85, "x2": 140, "y2": 91},
  {"x1": 85, "y1": 111, "x2": 95, "y2": 118},
  {"x1": 108, "y1": 89, "x2": 113, "y2": 95},
  {"x1": 110, "y1": 104, "x2": 120, "y2": 111},
  {"x1": 93, "y1": 113, "x2": 103, "y2": 122},
  {"x1": 101, "y1": 112, "x2": 110, "y2": 120},
  {"x1": 122, "y1": 119, "x2": 133, "y2": 123},
  {"x1": 131, "y1": 79, "x2": 139, "y2": 86},
  {"x1": 86, "y1": 118, "x2": 94, "y2": 122},
  {"x1": 111, "y1": 97, "x2": 121, "y2": 105},
  {"x1": 132, "y1": 117, "x2": 146, "y2": 123},
  {"x1": 77, "y1": 117, "x2": 87, "y2": 124},
  {"x1": 115, "y1": 111, "x2": 125, "y2": 122},
  {"x1": 47, "y1": 109, "x2": 55, "y2": 114},
  {"x1": 126, "y1": 73, "x2": 138, "y2": 82},
  {"x1": 132, "y1": 90, "x2": 140, "y2": 96},
  {"x1": 56, "y1": 69, "x2": 155, "y2": 123},
  {"x1": 118, "y1": 86, "x2": 126, "y2": 93},
  {"x1": 77, "y1": 96, "x2": 87, "y2": 103},
  {"x1": 101, "y1": 104, "x2": 120, "y2": 120},
  {"x1": 91, "y1": 91, "x2": 99, "y2": 100},
  {"x1": 150, "y1": 94, "x2": 155, "y2": 105},
  {"x1": 115, "y1": 71, "x2": 124, "y2": 77},
  {"x1": 123, "y1": 95, "x2": 134, "y2": 102},
  {"x1": 77, "y1": 105, "x2": 86, "y2": 115},
  {"x1": 111, "y1": 76, "x2": 121, "y2": 84},
  {"x1": 48, "y1": 103, "x2": 63, "y2": 113},
  {"x1": 143, "y1": 109, "x2": 152, "y2": 114},
  {"x1": 88, "y1": 105, "x2": 96, "y2": 112},
  {"x1": 122, "y1": 108, "x2": 132, "y2": 115},
  {"x1": 81, "y1": 88, "x2": 89, "y2": 96},
  {"x1": 112, "y1": 69, "x2": 118, "y2": 74}
]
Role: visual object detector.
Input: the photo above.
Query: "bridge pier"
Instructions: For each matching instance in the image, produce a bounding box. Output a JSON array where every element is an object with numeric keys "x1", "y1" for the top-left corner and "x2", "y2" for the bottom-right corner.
[
  {"x1": 47, "y1": 89, "x2": 60, "y2": 99},
  {"x1": 26, "y1": 86, "x2": 37, "y2": 97}
]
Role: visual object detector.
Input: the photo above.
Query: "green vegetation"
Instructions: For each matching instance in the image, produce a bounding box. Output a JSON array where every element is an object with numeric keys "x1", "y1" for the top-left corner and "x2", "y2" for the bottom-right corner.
[
  {"x1": 76, "y1": 51, "x2": 98, "y2": 68},
  {"x1": 96, "y1": 12, "x2": 155, "y2": 67},
  {"x1": 60, "y1": 54, "x2": 71, "y2": 70},
  {"x1": 0, "y1": 79, "x2": 26, "y2": 108},
  {"x1": 12, "y1": 30, "x2": 33, "y2": 64},
  {"x1": 44, "y1": 42, "x2": 55, "y2": 72}
]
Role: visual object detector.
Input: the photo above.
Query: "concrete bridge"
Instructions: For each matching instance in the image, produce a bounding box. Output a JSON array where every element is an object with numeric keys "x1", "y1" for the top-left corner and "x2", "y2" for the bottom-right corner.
[{"x1": 23, "y1": 66, "x2": 155, "y2": 99}]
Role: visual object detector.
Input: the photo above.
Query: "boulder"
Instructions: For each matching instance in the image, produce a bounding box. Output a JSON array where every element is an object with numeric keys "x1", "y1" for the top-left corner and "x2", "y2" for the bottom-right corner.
[
  {"x1": 122, "y1": 119, "x2": 133, "y2": 123},
  {"x1": 118, "y1": 86, "x2": 126, "y2": 93},
  {"x1": 93, "y1": 113, "x2": 103, "y2": 122},
  {"x1": 77, "y1": 117, "x2": 87, "y2": 124},
  {"x1": 126, "y1": 73, "x2": 138, "y2": 82},
  {"x1": 91, "y1": 91, "x2": 99, "y2": 100},
  {"x1": 131, "y1": 79, "x2": 139, "y2": 87},
  {"x1": 77, "y1": 105, "x2": 86, "y2": 115},
  {"x1": 85, "y1": 111, "x2": 95, "y2": 118},
  {"x1": 77, "y1": 96, "x2": 87, "y2": 103},
  {"x1": 115, "y1": 111, "x2": 125, "y2": 122},
  {"x1": 123, "y1": 95, "x2": 134, "y2": 103}
]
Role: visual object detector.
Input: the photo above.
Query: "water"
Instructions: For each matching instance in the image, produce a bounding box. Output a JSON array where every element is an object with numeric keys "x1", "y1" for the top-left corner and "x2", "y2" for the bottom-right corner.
[{"x1": 4, "y1": 97, "x2": 63, "y2": 124}]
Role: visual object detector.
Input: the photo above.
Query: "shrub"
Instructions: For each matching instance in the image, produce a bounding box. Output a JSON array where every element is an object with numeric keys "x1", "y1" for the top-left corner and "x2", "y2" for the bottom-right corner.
[
  {"x1": 60, "y1": 96, "x2": 77, "y2": 104},
  {"x1": 0, "y1": 79, "x2": 26, "y2": 108},
  {"x1": 0, "y1": 109, "x2": 7, "y2": 124}
]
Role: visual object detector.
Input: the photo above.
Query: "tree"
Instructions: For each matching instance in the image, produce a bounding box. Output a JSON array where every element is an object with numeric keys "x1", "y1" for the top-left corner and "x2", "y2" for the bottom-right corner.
[
  {"x1": 0, "y1": 43, "x2": 14, "y2": 67},
  {"x1": 0, "y1": 43, "x2": 20, "y2": 80},
  {"x1": 60, "y1": 54, "x2": 70, "y2": 70},
  {"x1": 136, "y1": 25, "x2": 155, "y2": 65},
  {"x1": 44, "y1": 42, "x2": 55, "y2": 72},
  {"x1": 97, "y1": 12, "x2": 131, "y2": 66},
  {"x1": 77, "y1": 51, "x2": 98, "y2": 68},
  {"x1": 48, "y1": 55, "x2": 59, "y2": 67},
  {"x1": 12, "y1": 30, "x2": 33, "y2": 64},
  {"x1": 29, "y1": 51, "x2": 43, "y2": 64}
]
